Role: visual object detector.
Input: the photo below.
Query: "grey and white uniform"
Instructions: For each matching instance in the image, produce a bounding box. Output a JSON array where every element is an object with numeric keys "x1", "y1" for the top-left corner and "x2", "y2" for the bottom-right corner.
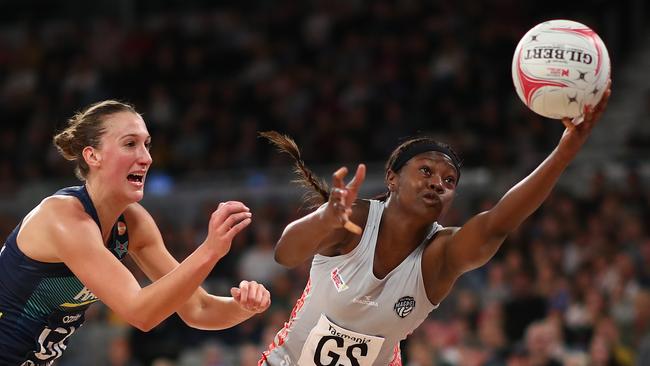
[{"x1": 261, "y1": 199, "x2": 440, "y2": 366}]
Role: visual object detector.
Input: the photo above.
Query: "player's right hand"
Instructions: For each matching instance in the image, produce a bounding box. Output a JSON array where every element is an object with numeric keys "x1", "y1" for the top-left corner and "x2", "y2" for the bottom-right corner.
[
  {"x1": 321, "y1": 164, "x2": 366, "y2": 234},
  {"x1": 204, "y1": 201, "x2": 252, "y2": 258}
]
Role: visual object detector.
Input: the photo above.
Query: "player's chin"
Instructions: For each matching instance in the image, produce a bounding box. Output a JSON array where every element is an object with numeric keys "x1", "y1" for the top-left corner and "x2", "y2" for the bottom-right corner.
[{"x1": 125, "y1": 188, "x2": 145, "y2": 202}]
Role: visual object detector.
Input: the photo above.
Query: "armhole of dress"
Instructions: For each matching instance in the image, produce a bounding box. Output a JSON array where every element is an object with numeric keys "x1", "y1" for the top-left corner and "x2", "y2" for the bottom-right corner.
[{"x1": 418, "y1": 223, "x2": 443, "y2": 310}]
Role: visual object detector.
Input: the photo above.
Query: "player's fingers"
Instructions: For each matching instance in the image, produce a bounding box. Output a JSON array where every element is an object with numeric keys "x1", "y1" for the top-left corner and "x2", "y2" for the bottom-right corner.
[
  {"x1": 253, "y1": 283, "x2": 265, "y2": 308},
  {"x1": 343, "y1": 220, "x2": 363, "y2": 235},
  {"x1": 259, "y1": 285, "x2": 271, "y2": 311},
  {"x1": 212, "y1": 202, "x2": 250, "y2": 225},
  {"x1": 561, "y1": 117, "x2": 574, "y2": 129},
  {"x1": 222, "y1": 211, "x2": 253, "y2": 231},
  {"x1": 347, "y1": 164, "x2": 367, "y2": 192},
  {"x1": 596, "y1": 86, "x2": 612, "y2": 113},
  {"x1": 220, "y1": 202, "x2": 250, "y2": 215},
  {"x1": 230, "y1": 287, "x2": 241, "y2": 302},
  {"x1": 238, "y1": 281, "x2": 250, "y2": 305},
  {"x1": 245, "y1": 281, "x2": 259, "y2": 308},
  {"x1": 332, "y1": 167, "x2": 348, "y2": 188},
  {"x1": 218, "y1": 201, "x2": 247, "y2": 209},
  {"x1": 226, "y1": 217, "x2": 252, "y2": 238},
  {"x1": 585, "y1": 105, "x2": 600, "y2": 126},
  {"x1": 330, "y1": 187, "x2": 348, "y2": 200}
]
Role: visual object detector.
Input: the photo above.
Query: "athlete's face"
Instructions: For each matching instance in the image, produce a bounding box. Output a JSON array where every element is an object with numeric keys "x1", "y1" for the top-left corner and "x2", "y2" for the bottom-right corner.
[
  {"x1": 90, "y1": 112, "x2": 152, "y2": 201},
  {"x1": 386, "y1": 151, "x2": 458, "y2": 221}
]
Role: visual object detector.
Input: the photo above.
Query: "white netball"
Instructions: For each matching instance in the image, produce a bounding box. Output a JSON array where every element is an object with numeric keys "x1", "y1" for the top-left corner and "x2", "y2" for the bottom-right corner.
[{"x1": 512, "y1": 19, "x2": 610, "y2": 120}]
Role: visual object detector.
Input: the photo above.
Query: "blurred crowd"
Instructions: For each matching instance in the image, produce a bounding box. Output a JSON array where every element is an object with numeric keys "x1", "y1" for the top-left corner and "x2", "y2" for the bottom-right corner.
[
  {"x1": 0, "y1": 0, "x2": 644, "y2": 190},
  {"x1": 0, "y1": 0, "x2": 649, "y2": 365}
]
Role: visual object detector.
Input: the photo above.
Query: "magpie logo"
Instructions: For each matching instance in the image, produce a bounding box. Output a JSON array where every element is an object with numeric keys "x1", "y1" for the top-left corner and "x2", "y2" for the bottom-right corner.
[{"x1": 394, "y1": 296, "x2": 415, "y2": 318}]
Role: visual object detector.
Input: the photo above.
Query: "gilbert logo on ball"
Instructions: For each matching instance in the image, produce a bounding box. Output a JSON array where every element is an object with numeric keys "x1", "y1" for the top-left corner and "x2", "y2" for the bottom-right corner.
[{"x1": 512, "y1": 19, "x2": 610, "y2": 120}]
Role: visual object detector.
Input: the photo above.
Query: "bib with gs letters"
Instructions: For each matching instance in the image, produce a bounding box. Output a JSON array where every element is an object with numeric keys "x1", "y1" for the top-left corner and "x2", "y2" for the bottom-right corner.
[{"x1": 298, "y1": 314, "x2": 384, "y2": 366}]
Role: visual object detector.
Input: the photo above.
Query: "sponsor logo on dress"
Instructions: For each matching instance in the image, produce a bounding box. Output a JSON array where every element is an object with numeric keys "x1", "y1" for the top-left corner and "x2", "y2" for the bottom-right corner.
[
  {"x1": 117, "y1": 221, "x2": 127, "y2": 235},
  {"x1": 327, "y1": 324, "x2": 373, "y2": 344},
  {"x1": 61, "y1": 286, "x2": 99, "y2": 308},
  {"x1": 62, "y1": 313, "x2": 82, "y2": 324},
  {"x1": 330, "y1": 267, "x2": 349, "y2": 292},
  {"x1": 352, "y1": 295, "x2": 379, "y2": 307},
  {"x1": 394, "y1": 296, "x2": 415, "y2": 318}
]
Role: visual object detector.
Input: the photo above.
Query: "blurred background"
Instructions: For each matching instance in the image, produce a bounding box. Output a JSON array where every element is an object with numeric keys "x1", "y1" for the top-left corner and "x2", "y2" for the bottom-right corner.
[{"x1": 0, "y1": 0, "x2": 649, "y2": 365}]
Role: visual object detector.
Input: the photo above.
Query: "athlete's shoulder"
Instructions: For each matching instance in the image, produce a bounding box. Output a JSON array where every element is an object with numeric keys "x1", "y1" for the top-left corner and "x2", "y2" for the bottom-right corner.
[
  {"x1": 122, "y1": 202, "x2": 153, "y2": 227},
  {"x1": 17, "y1": 193, "x2": 100, "y2": 262},
  {"x1": 38, "y1": 195, "x2": 91, "y2": 223}
]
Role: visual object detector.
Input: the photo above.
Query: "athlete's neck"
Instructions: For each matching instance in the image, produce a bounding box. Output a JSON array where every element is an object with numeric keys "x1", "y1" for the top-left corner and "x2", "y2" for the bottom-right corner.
[
  {"x1": 84, "y1": 180, "x2": 129, "y2": 241},
  {"x1": 380, "y1": 198, "x2": 434, "y2": 250}
]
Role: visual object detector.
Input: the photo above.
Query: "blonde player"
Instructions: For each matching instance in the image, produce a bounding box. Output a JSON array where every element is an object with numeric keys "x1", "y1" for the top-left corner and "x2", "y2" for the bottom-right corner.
[{"x1": 0, "y1": 100, "x2": 270, "y2": 365}]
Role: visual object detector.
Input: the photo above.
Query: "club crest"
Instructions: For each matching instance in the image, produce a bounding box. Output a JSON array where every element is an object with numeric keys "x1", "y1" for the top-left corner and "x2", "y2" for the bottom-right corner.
[
  {"x1": 394, "y1": 296, "x2": 415, "y2": 318},
  {"x1": 117, "y1": 221, "x2": 127, "y2": 236}
]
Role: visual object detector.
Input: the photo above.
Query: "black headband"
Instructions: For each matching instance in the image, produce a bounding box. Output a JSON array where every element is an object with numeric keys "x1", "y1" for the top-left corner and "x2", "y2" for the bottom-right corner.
[{"x1": 390, "y1": 143, "x2": 461, "y2": 180}]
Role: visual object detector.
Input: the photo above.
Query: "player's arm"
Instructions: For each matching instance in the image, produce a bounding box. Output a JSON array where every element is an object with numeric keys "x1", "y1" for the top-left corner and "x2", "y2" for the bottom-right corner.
[
  {"x1": 49, "y1": 199, "x2": 250, "y2": 332},
  {"x1": 274, "y1": 164, "x2": 366, "y2": 267},
  {"x1": 124, "y1": 203, "x2": 270, "y2": 330},
  {"x1": 440, "y1": 86, "x2": 611, "y2": 277}
]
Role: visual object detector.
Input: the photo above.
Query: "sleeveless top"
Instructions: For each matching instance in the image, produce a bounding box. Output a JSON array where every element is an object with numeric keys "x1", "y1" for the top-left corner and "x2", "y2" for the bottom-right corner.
[
  {"x1": 261, "y1": 199, "x2": 440, "y2": 366},
  {"x1": 0, "y1": 185, "x2": 129, "y2": 365}
]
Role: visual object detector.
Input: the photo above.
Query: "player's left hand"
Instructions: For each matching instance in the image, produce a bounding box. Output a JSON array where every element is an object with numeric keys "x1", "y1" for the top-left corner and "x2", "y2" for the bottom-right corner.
[
  {"x1": 231, "y1": 280, "x2": 271, "y2": 314},
  {"x1": 559, "y1": 79, "x2": 611, "y2": 155}
]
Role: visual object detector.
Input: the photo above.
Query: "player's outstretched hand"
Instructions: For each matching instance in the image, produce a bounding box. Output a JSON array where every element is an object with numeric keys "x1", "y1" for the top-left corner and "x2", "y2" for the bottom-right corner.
[
  {"x1": 204, "y1": 201, "x2": 252, "y2": 259},
  {"x1": 322, "y1": 164, "x2": 366, "y2": 234},
  {"x1": 231, "y1": 280, "x2": 271, "y2": 314}
]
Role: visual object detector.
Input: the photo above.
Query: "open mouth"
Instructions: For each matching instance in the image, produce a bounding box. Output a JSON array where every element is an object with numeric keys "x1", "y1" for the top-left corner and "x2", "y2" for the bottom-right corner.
[{"x1": 127, "y1": 173, "x2": 145, "y2": 184}]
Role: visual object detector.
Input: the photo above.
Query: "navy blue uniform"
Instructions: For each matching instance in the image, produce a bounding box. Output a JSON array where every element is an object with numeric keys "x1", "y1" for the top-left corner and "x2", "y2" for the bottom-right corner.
[{"x1": 0, "y1": 186, "x2": 129, "y2": 365}]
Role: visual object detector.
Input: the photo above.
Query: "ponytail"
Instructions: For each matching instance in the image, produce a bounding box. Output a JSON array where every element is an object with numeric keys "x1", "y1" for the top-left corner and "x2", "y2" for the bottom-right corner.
[{"x1": 260, "y1": 131, "x2": 330, "y2": 208}]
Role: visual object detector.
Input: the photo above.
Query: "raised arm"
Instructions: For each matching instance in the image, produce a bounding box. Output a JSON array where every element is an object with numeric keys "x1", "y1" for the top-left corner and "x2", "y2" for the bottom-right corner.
[
  {"x1": 440, "y1": 84, "x2": 611, "y2": 277},
  {"x1": 124, "y1": 203, "x2": 270, "y2": 330},
  {"x1": 274, "y1": 164, "x2": 366, "y2": 267},
  {"x1": 48, "y1": 199, "x2": 252, "y2": 331}
]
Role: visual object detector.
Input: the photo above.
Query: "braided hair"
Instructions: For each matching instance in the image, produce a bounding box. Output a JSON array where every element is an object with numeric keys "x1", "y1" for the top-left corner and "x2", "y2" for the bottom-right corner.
[{"x1": 260, "y1": 131, "x2": 330, "y2": 208}]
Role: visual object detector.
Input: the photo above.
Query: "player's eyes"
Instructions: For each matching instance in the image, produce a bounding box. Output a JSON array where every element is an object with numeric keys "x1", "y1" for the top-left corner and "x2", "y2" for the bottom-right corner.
[{"x1": 445, "y1": 177, "x2": 456, "y2": 185}]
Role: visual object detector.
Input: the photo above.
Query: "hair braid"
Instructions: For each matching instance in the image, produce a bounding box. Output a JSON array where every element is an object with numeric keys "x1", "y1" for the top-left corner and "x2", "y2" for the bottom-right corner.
[{"x1": 260, "y1": 131, "x2": 330, "y2": 207}]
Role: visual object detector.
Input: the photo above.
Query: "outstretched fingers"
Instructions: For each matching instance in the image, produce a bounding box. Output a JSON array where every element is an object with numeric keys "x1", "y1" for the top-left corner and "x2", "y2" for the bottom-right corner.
[
  {"x1": 332, "y1": 167, "x2": 348, "y2": 189},
  {"x1": 346, "y1": 164, "x2": 366, "y2": 196},
  {"x1": 329, "y1": 165, "x2": 364, "y2": 235}
]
